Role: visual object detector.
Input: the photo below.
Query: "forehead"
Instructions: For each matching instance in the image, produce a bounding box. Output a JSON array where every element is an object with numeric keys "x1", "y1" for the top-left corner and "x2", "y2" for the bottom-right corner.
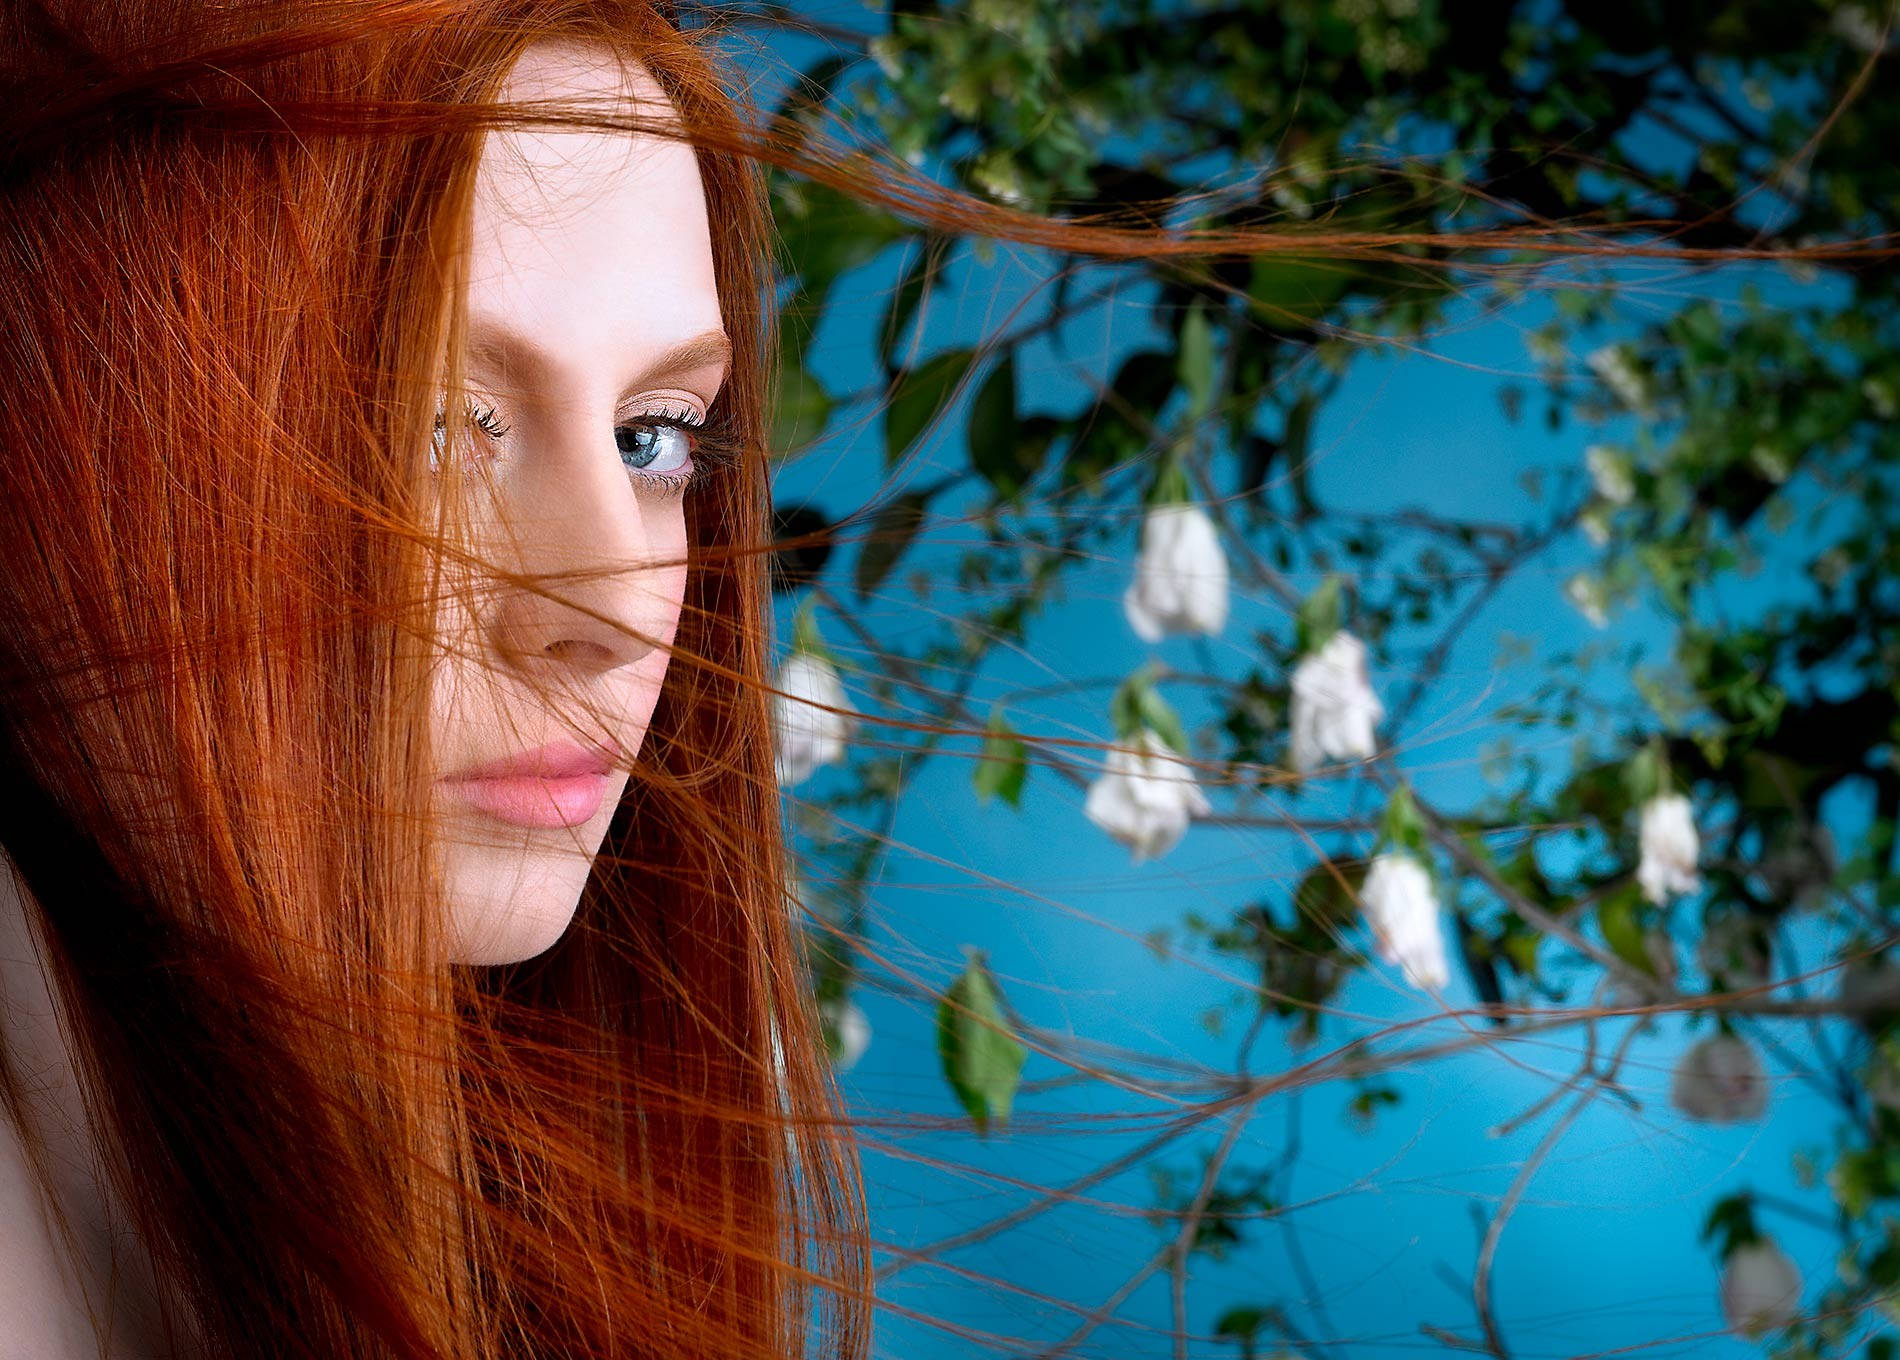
[{"x1": 464, "y1": 42, "x2": 718, "y2": 379}]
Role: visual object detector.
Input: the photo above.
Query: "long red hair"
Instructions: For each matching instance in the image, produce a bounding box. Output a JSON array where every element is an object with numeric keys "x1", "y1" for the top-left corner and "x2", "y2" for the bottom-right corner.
[
  {"x1": 4, "y1": 2, "x2": 1812, "y2": 1356},
  {"x1": 0, "y1": 2, "x2": 867, "y2": 1357}
]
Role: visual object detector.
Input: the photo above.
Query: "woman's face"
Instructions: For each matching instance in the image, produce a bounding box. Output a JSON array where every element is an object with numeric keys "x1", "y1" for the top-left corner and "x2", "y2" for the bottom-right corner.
[{"x1": 429, "y1": 41, "x2": 727, "y2": 966}]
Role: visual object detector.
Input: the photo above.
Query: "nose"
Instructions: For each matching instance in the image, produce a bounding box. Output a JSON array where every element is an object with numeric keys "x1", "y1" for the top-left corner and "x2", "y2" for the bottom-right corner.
[{"x1": 475, "y1": 408, "x2": 682, "y2": 681}]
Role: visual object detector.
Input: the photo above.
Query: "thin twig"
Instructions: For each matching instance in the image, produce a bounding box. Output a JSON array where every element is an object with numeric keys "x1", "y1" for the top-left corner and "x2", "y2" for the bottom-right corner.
[{"x1": 1469, "y1": 1018, "x2": 1645, "y2": 1358}]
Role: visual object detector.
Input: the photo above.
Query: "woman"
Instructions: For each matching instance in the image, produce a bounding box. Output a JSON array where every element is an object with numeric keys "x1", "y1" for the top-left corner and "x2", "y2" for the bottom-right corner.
[{"x1": 0, "y1": 2, "x2": 867, "y2": 1355}]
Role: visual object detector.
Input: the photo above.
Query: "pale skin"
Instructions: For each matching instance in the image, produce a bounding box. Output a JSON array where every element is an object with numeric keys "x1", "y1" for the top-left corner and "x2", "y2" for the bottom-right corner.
[
  {"x1": 0, "y1": 40, "x2": 720, "y2": 1354},
  {"x1": 430, "y1": 39, "x2": 723, "y2": 966}
]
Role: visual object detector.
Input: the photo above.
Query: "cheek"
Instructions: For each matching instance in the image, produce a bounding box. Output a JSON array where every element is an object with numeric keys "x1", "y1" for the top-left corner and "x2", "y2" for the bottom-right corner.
[
  {"x1": 634, "y1": 566, "x2": 687, "y2": 705},
  {"x1": 423, "y1": 581, "x2": 475, "y2": 756},
  {"x1": 646, "y1": 503, "x2": 690, "y2": 650}
]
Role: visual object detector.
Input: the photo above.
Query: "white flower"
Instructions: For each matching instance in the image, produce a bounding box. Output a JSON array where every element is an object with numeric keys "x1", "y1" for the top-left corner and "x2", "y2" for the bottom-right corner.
[
  {"x1": 773, "y1": 651, "x2": 856, "y2": 786},
  {"x1": 1288, "y1": 630, "x2": 1384, "y2": 773},
  {"x1": 1563, "y1": 572, "x2": 1609, "y2": 628},
  {"x1": 1671, "y1": 1034, "x2": 1769, "y2": 1123},
  {"x1": 820, "y1": 997, "x2": 871, "y2": 1072},
  {"x1": 1359, "y1": 852, "x2": 1450, "y2": 991},
  {"x1": 1579, "y1": 507, "x2": 1612, "y2": 547},
  {"x1": 1719, "y1": 1238, "x2": 1802, "y2": 1338},
  {"x1": 1122, "y1": 502, "x2": 1230, "y2": 643},
  {"x1": 1587, "y1": 343, "x2": 1655, "y2": 415},
  {"x1": 1697, "y1": 913, "x2": 1773, "y2": 993},
  {"x1": 1585, "y1": 444, "x2": 1635, "y2": 505},
  {"x1": 1638, "y1": 792, "x2": 1702, "y2": 903},
  {"x1": 1083, "y1": 728, "x2": 1212, "y2": 864}
]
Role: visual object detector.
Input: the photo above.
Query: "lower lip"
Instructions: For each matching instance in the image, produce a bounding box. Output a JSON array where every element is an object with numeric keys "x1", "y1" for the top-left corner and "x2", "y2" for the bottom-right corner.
[{"x1": 441, "y1": 773, "x2": 610, "y2": 828}]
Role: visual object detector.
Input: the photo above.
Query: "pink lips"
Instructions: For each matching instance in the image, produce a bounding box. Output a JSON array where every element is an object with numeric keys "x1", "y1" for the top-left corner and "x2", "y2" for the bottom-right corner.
[{"x1": 439, "y1": 740, "x2": 621, "y2": 829}]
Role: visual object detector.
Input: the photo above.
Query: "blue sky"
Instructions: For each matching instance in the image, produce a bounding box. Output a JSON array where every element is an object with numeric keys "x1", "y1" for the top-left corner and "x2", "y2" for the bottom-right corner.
[{"x1": 749, "y1": 16, "x2": 1861, "y2": 1359}]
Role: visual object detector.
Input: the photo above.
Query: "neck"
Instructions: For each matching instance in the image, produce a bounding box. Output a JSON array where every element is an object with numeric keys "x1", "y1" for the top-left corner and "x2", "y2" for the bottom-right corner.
[{"x1": 0, "y1": 855, "x2": 185, "y2": 1358}]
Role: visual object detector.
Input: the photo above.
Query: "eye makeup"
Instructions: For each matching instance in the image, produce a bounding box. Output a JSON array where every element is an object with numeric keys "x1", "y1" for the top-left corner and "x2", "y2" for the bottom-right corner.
[{"x1": 429, "y1": 393, "x2": 739, "y2": 497}]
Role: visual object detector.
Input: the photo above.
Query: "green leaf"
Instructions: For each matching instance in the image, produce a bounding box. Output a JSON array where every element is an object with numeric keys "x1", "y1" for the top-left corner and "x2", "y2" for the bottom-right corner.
[
  {"x1": 771, "y1": 311, "x2": 833, "y2": 456},
  {"x1": 1378, "y1": 784, "x2": 1428, "y2": 859},
  {"x1": 1623, "y1": 740, "x2": 1668, "y2": 808},
  {"x1": 1213, "y1": 1304, "x2": 1290, "y2": 1360},
  {"x1": 887, "y1": 348, "x2": 977, "y2": 467},
  {"x1": 1831, "y1": 1146, "x2": 1883, "y2": 1219},
  {"x1": 1179, "y1": 302, "x2": 1216, "y2": 416},
  {"x1": 1213, "y1": 1307, "x2": 1268, "y2": 1341},
  {"x1": 854, "y1": 490, "x2": 933, "y2": 601},
  {"x1": 1498, "y1": 921, "x2": 1543, "y2": 980},
  {"x1": 975, "y1": 706, "x2": 1028, "y2": 808},
  {"x1": 1136, "y1": 688, "x2": 1191, "y2": 758},
  {"x1": 1295, "y1": 575, "x2": 1344, "y2": 656},
  {"x1": 777, "y1": 285, "x2": 823, "y2": 376},
  {"x1": 1146, "y1": 450, "x2": 1194, "y2": 508},
  {"x1": 1109, "y1": 666, "x2": 1190, "y2": 755},
  {"x1": 1347, "y1": 1083, "x2": 1402, "y2": 1129},
  {"x1": 1062, "y1": 350, "x2": 1177, "y2": 487},
  {"x1": 1108, "y1": 671, "x2": 1145, "y2": 740},
  {"x1": 774, "y1": 179, "x2": 908, "y2": 307},
  {"x1": 1248, "y1": 255, "x2": 1352, "y2": 330},
  {"x1": 1598, "y1": 888, "x2": 1657, "y2": 975},
  {"x1": 936, "y1": 950, "x2": 1027, "y2": 1134},
  {"x1": 1699, "y1": 1193, "x2": 1759, "y2": 1255},
  {"x1": 1293, "y1": 858, "x2": 1369, "y2": 929},
  {"x1": 1282, "y1": 391, "x2": 1319, "y2": 520},
  {"x1": 967, "y1": 353, "x2": 1036, "y2": 497},
  {"x1": 790, "y1": 598, "x2": 828, "y2": 662}
]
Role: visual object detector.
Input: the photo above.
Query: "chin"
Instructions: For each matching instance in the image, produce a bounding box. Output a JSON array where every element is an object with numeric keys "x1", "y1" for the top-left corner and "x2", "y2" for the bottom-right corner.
[{"x1": 440, "y1": 813, "x2": 616, "y2": 966}]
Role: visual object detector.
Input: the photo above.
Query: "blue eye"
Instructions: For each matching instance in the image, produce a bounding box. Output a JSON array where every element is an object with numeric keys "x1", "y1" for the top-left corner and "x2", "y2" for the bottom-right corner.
[
  {"x1": 616, "y1": 412, "x2": 700, "y2": 477},
  {"x1": 427, "y1": 397, "x2": 711, "y2": 494}
]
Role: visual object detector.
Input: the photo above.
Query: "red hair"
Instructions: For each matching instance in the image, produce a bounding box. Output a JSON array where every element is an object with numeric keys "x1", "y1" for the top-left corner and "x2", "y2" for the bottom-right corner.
[
  {"x1": 5, "y1": 3, "x2": 1828, "y2": 1357},
  {"x1": 0, "y1": 2, "x2": 867, "y2": 1356}
]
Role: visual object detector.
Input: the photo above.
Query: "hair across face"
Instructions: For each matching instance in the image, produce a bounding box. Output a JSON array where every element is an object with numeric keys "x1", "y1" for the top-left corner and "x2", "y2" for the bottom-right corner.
[
  {"x1": 428, "y1": 41, "x2": 727, "y2": 967},
  {"x1": 0, "y1": 7, "x2": 870, "y2": 1358}
]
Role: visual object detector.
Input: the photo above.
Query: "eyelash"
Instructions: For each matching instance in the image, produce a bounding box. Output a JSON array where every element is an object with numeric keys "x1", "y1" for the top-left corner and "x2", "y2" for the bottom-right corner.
[{"x1": 431, "y1": 397, "x2": 738, "y2": 498}]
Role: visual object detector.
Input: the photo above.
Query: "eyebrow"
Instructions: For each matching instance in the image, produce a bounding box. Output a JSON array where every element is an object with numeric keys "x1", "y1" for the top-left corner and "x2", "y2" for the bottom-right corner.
[{"x1": 464, "y1": 322, "x2": 733, "y2": 396}]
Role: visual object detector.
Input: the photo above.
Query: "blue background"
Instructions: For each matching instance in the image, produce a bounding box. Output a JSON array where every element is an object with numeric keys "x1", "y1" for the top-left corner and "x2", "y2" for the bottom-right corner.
[{"x1": 749, "y1": 14, "x2": 1857, "y2": 1358}]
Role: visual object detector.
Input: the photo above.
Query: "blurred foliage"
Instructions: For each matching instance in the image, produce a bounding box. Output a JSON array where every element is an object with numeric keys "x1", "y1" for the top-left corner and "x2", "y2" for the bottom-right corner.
[{"x1": 752, "y1": 0, "x2": 1900, "y2": 1353}]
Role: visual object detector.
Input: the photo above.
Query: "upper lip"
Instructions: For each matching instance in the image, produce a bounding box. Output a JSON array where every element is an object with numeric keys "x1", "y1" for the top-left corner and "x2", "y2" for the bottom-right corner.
[{"x1": 441, "y1": 739, "x2": 621, "y2": 783}]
